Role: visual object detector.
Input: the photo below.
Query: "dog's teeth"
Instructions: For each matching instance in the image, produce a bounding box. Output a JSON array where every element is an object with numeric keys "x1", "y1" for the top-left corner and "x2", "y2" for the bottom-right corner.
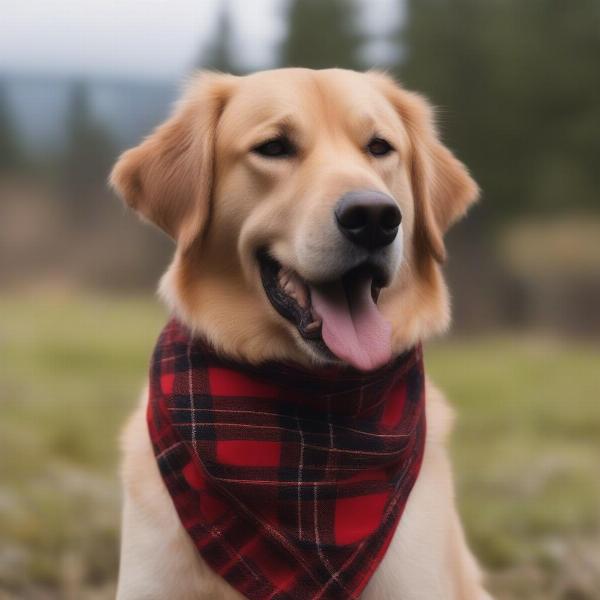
[
  {"x1": 305, "y1": 321, "x2": 321, "y2": 332},
  {"x1": 295, "y1": 286, "x2": 308, "y2": 307},
  {"x1": 276, "y1": 266, "x2": 311, "y2": 310}
]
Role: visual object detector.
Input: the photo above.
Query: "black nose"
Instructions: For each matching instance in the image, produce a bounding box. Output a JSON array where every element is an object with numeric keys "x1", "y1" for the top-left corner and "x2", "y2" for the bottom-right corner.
[{"x1": 335, "y1": 190, "x2": 402, "y2": 250}]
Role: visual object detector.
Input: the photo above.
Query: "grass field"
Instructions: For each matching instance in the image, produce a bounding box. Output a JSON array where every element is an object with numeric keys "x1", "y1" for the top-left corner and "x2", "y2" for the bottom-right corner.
[{"x1": 1, "y1": 293, "x2": 599, "y2": 599}]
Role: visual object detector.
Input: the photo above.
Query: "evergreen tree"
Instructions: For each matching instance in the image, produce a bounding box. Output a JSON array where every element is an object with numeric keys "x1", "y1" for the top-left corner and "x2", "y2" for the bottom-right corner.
[
  {"x1": 0, "y1": 81, "x2": 22, "y2": 172},
  {"x1": 281, "y1": 0, "x2": 363, "y2": 70},
  {"x1": 62, "y1": 80, "x2": 115, "y2": 223},
  {"x1": 396, "y1": 0, "x2": 600, "y2": 224},
  {"x1": 196, "y1": 1, "x2": 240, "y2": 73}
]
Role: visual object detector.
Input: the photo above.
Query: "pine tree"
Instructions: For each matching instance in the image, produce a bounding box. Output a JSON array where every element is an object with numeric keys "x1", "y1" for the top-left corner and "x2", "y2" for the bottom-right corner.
[
  {"x1": 0, "y1": 81, "x2": 22, "y2": 172},
  {"x1": 62, "y1": 80, "x2": 115, "y2": 223},
  {"x1": 396, "y1": 0, "x2": 600, "y2": 222},
  {"x1": 196, "y1": 1, "x2": 240, "y2": 73},
  {"x1": 280, "y1": 0, "x2": 363, "y2": 70}
]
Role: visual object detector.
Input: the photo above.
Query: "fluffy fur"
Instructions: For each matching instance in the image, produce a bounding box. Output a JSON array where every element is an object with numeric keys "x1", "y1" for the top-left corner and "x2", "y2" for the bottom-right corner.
[{"x1": 111, "y1": 68, "x2": 491, "y2": 599}]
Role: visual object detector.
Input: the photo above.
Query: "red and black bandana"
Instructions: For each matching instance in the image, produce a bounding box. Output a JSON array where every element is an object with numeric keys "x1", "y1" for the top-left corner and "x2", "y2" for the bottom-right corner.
[{"x1": 148, "y1": 318, "x2": 426, "y2": 600}]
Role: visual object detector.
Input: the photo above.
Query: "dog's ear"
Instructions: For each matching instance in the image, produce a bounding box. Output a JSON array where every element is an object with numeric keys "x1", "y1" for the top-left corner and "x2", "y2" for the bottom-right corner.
[
  {"x1": 110, "y1": 72, "x2": 236, "y2": 252},
  {"x1": 370, "y1": 72, "x2": 479, "y2": 265}
]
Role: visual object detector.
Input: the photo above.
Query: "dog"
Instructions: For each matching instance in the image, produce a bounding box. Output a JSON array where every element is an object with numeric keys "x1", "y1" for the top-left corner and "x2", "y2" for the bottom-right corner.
[{"x1": 110, "y1": 68, "x2": 492, "y2": 600}]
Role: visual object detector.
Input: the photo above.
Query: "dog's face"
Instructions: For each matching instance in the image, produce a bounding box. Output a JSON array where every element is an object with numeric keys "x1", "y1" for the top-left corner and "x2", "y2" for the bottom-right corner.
[{"x1": 111, "y1": 69, "x2": 478, "y2": 370}]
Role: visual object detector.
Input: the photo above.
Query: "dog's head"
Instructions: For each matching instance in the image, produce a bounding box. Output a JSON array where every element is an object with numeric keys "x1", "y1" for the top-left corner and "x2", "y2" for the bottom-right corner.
[{"x1": 110, "y1": 69, "x2": 478, "y2": 370}]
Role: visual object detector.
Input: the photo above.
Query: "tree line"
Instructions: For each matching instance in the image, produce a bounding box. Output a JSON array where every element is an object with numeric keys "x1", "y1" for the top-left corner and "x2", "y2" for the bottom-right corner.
[
  {"x1": 202, "y1": 0, "x2": 600, "y2": 227},
  {"x1": 1, "y1": 0, "x2": 598, "y2": 230}
]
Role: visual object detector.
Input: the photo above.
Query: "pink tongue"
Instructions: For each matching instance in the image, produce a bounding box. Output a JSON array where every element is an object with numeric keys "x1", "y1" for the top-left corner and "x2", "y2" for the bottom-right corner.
[{"x1": 310, "y1": 272, "x2": 392, "y2": 371}]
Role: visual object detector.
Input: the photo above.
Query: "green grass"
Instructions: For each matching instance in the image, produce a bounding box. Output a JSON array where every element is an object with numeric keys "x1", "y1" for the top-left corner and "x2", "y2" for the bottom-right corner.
[
  {"x1": 0, "y1": 294, "x2": 165, "y2": 599},
  {"x1": 1, "y1": 294, "x2": 599, "y2": 599},
  {"x1": 428, "y1": 337, "x2": 600, "y2": 599}
]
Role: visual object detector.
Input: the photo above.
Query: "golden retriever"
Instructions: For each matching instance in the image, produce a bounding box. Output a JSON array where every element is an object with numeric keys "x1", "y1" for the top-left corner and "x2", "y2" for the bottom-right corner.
[{"x1": 110, "y1": 68, "x2": 492, "y2": 599}]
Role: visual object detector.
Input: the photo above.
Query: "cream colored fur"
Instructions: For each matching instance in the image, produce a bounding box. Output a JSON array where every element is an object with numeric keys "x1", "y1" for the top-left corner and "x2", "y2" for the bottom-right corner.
[{"x1": 111, "y1": 68, "x2": 492, "y2": 599}]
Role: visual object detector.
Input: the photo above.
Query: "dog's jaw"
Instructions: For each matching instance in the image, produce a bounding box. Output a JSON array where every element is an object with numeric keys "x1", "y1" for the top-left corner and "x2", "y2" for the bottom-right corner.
[{"x1": 158, "y1": 248, "x2": 450, "y2": 370}]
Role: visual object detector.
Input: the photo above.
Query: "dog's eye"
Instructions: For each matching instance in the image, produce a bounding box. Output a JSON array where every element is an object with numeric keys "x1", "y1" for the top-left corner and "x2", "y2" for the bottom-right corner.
[
  {"x1": 253, "y1": 137, "x2": 296, "y2": 159},
  {"x1": 367, "y1": 137, "x2": 394, "y2": 157}
]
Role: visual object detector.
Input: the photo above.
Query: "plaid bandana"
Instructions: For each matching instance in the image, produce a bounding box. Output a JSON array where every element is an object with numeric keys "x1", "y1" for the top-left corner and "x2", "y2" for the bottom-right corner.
[{"x1": 148, "y1": 318, "x2": 426, "y2": 600}]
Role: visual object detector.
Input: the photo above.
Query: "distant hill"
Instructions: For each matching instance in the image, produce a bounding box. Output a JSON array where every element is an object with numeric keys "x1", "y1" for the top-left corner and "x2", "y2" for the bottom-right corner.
[{"x1": 0, "y1": 72, "x2": 179, "y2": 155}]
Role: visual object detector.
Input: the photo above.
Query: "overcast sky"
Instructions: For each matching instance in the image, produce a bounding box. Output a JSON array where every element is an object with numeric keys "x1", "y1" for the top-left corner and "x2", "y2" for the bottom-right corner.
[{"x1": 0, "y1": 0, "x2": 399, "y2": 81}]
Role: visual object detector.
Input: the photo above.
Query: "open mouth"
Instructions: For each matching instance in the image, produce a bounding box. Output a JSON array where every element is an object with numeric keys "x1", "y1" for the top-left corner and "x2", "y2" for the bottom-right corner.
[{"x1": 258, "y1": 250, "x2": 393, "y2": 371}]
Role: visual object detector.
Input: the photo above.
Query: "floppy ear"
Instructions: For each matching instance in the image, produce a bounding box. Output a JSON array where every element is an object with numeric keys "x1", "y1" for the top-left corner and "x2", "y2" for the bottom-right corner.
[
  {"x1": 370, "y1": 72, "x2": 479, "y2": 265},
  {"x1": 109, "y1": 72, "x2": 235, "y2": 252}
]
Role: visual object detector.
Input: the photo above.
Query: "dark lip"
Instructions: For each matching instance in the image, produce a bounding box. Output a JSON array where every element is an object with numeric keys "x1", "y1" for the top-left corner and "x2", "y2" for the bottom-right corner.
[
  {"x1": 257, "y1": 249, "x2": 387, "y2": 349},
  {"x1": 258, "y1": 250, "x2": 321, "y2": 342}
]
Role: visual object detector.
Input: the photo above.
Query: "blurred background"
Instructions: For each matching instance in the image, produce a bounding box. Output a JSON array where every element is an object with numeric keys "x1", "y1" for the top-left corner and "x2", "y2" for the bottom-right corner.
[{"x1": 1, "y1": 1, "x2": 599, "y2": 598}]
